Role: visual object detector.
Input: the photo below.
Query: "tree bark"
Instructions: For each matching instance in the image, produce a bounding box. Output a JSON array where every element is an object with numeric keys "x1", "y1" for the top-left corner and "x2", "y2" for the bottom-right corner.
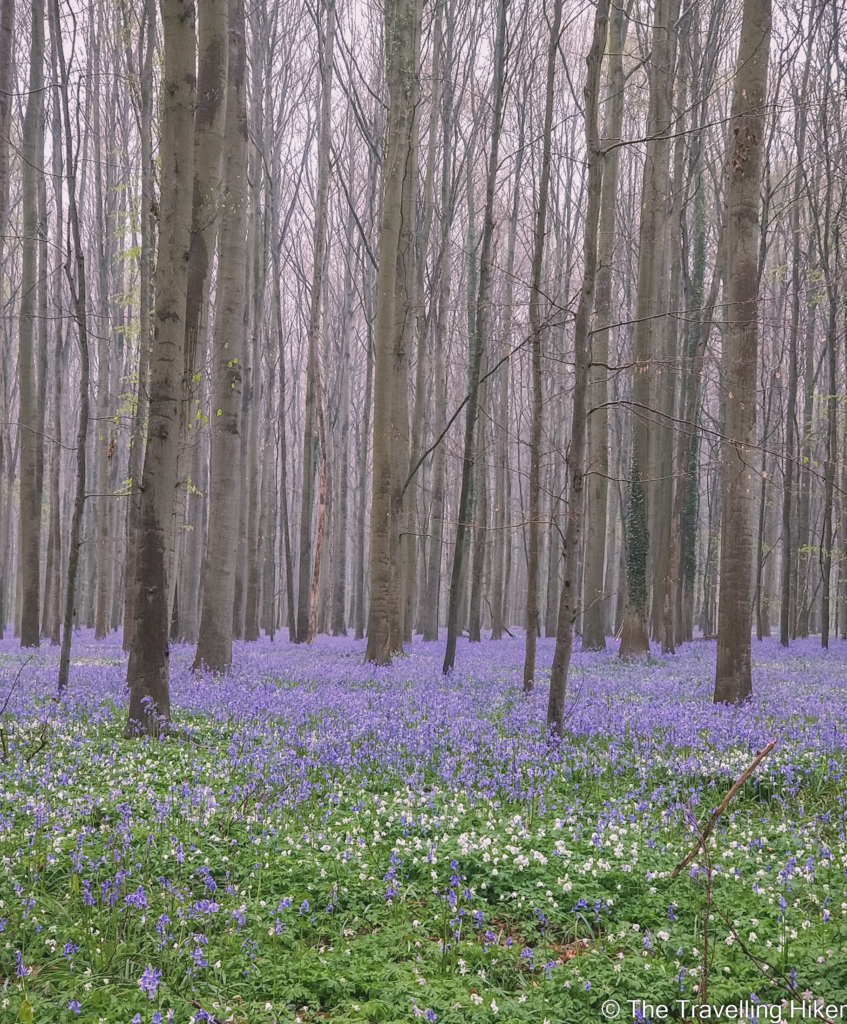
[
  {"x1": 123, "y1": 0, "x2": 156, "y2": 653},
  {"x1": 442, "y1": 0, "x2": 506, "y2": 674},
  {"x1": 548, "y1": 0, "x2": 609, "y2": 735},
  {"x1": 780, "y1": 17, "x2": 813, "y2": 646},
  {"x1": 18, "y1": 0, "x2": 45, "y2": 648},
  {"x1": 366, "y1": 0, "x2": 422, "y2": 664},
  {"x1": 177, "y1": 0, "x2": 228, "y2": 644},
  {"x1": 582, "y1": 1, "x2": 628, "y2": 651},
  {"x1": 54, "y1": 0, "x2": 91, "y2": 694},
  {"x1": 714, "y1": 0, "x2": 771, "y2": 704},
  {"x1": 193, "y1": 0, "x2": 248, "y2": 675},
  {"x1": 619, "y1": 0, "x2": 676, "y2": 659},
  {"x1": 124, "y1": 0, "x2": 195, "y2": 731},
  {"x1": 523, "y1": 0, "x2": 563, "y2": 689}
]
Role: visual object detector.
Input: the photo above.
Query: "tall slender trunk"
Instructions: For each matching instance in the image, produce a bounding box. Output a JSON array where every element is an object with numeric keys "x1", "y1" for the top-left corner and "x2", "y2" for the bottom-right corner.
[
  {"x1": 192, "y1": 0, "x2": 248, "y2": 675},
  {"x1": 124, "y1": 0, "x2": 195, "y2": 731},
  {"x1": 44, "y1": 7, "x2": 63, "y2": 643},
  {"x1": 442, "y1": 0, "x2": 506, "y2": 674},
  {"x1": 177, "y1": 0, "x2": 228, "y2": 644},
  {"x1": 795, "y1": 263, "x2": 816, "y2": 637},
  {"x1": 619, "y1": 0, "x2": 676, "y2": 659},
  {"x1": 523, "y1": 0, "x2": 563, "y2": 689},
  {"x1": 54, "y1": 0, "x2": 92, "y2": 694},
  {"x1": 582, "y1": 1, "x2": 629, "y2": 650},
  {"x1": 331, "y1": 144, "x2": 355, "y2": 636},
  {"x1": 123, "y1": 0, "x2": 155, "y2": 652},
  {"x1": 714, "y1": 0, "x2": 771, "y2": 704},
  {"x1": 366, "y1": 0, "x2": 422, "y2": 664},
  {"x1": 468, "y1": 369, "x2": 488, "y2": 642},
  {"x1": 296, "y1": 0, "x2": 336, "y2": 643},
  {"x1": 548, "y1": 0, "x2": 609, "y2": 735},
  {"x1": 18, "y1": 0, "x2": 45, "y2": 648},
  {"x1": 0, "y1": 0, "x2": 13, "y2": 638},
  {"x1": 780, "y1": 19, "x2": 813, "y2": 646},
  {"x1": 93, "y1": 20, "x2": 112, "y2": 639},
  {"x1": 422, "y1": 68, "x2": 452, "y2": 644},
  {"x1": 820, "y1": 279, "x2": 838, "y2": 647},
  {"x1": 490, "y1": 101, "x2": 523, "y2": 641}
]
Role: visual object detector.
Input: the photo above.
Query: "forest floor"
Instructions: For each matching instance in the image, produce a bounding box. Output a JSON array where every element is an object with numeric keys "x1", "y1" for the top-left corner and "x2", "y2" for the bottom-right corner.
[{"x1": 0, "y1": 631, "x2": 846, "y2": 1024}]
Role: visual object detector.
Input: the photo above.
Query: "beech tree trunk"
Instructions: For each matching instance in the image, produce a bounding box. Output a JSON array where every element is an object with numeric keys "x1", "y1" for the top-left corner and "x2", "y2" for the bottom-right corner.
[
  {"x1": 54, "y1": 0, "x2": 91, "y2": 694},
  {"x1": 18, "y1": 0, "x2": 45, "y2": 648},
  {"x1": 619, "y1": 0, "x2": 676, "y2": 659},
  {"x1": 178, "y1": 0, "x2": 228, "y2": 644},
  {"x1": 442, "y1": 0, "x2": 506, "y2": 674},
  {"x1": 523, "y1": 0, "x2": 562, "y2": 689},
  {"x1": 548, "y1": 0, "x2": 609, "y2": 735},
  {"x1": 714, "y1": 0, "x2": 771, "y2": 704},
  {"x1": 366, "y1": 0, "x2": 422, "y2": 664},
  {"x1": 124, "y1": 0, "x2": 195, "y2": 731},
  {"x1": 193, "y1": 0, "x2": 248, "y2": 675},
  {"x1": 582, "y1": 1, "x2": 628, "y2": 651}
]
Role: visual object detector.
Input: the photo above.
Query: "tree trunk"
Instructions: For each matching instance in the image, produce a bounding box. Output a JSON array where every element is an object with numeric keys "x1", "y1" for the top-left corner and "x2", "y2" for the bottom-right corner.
[
  {"x1": 582, "y1": 1, "x2": 628, "y2": 651},
  {"x1": 178, "y1": 0, "x2": 228, "y2": 644},
  {"x1": 192, "y1": 0, "x2": 248, "y2": 675},
  {"x1": 18, "y1": 0, "x2": 45, "y2": 648},
  {"x1": 490, "y1": 99, "x2": 523, "y2": 642},
  {"x1": 123, "y1": 0, "x2": 155, "y2": 653},
  {"x1": 713, "y1": 0, "x2": 771, "y2": 704},
  {"x1": 54, "y1": 0, "x2": 91, "y2": 694},
  {"x1": 780, "y1": 16, "x2": 813, "y2": 646},
  {"x1": 124, "y1": 0, "x2": 195, "y2": 731},
  {"x1": 366, "y1": 0, "x2": 422, "y2": 664},
  {"x1": 619, "y1": 0, "x2": 676, "y2": 659},
  {"x1": 0, "y1": 0, "x2": 13, "y2": 639},
  {"x1": 331, "y1": 139, "x2": 355, "y2": 637},
  {"x1": 442, "y1": 0, "x2": 506, "y2": 674},
  {"x1": 523, "y1": 0, "x2": 562, "y2": 689},
  {"x1": 548, "y1": 0, "x2": 609, "y2": 735}
]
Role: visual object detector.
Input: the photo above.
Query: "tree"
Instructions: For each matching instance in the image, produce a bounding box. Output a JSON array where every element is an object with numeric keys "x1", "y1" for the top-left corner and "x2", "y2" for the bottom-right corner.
[
  {"x1": 18, "y1": 0, "x2": 45, "y2": 648},
  {"x1": 365, "y1": 0, "x2": 422, "y2": 665},
  {"x1": 523, "y1": 0, "x2": 563, "y2": 691},
  {"x1": 178, "y1": 0, "x2": 229, "y2": 645},
  {"x1": 582, "y1": 0, "x2": 629, "y2": 652},
  {"x1": 547, "y1": 0, "x2": 609, "y2": 735},
  {"x1": 125, "y1": 0, "x2": 196, "y2": 734},
  {"x1": 193, "y1": 0, "x2": 249, "y2": 675},
  {"x1": 442, "y1": 0, "x2": 507, "y2": 675},
  {"x1": 714, "y1": 0, "x2": 772, "y2": 704}
]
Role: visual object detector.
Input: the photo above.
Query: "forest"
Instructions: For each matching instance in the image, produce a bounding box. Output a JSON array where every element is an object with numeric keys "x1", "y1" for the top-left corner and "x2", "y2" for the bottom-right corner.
[{"x1": 0, "y1": 0, "x2": 846, "y2": 1020}]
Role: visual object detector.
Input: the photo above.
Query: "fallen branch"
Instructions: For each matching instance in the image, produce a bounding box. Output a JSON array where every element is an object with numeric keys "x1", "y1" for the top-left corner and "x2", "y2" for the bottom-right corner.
[{"x1": 670, "y1": 739, "x2": 776, "y2": 880}]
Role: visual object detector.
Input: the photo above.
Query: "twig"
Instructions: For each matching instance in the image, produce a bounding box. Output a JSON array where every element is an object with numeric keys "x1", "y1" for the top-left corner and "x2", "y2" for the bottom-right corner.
[{"x1": 670, "y1": 740, "x2": 776, "y2": 880}]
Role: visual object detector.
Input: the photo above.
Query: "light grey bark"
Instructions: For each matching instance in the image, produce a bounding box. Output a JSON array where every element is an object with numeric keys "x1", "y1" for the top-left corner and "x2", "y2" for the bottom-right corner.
[
  {"x1": 123, "y1": 0, "x2": 155, "y2": 653},
  {"x1": 54, "y1": 0, "x2": 92, "y2": 695},
  {"x1": 442, "y1": 0, "x2": 506, "y2": 674},
  {"x1": 192, "y1": 0, "x2": 248, "y2": 675},
  {"x1": 124, "y1": 0, "x2": 195, "y2": 730},
  {"x1": 366, "y1": 0, "x2": 422, "y2": 663},
  {"x1": 714, "y1": 0, "x2": 771, "y2": 704},
  {"x1": 177, "y1": 0, "x2": 228, "y2": 644},
  {"x1": 490, "y1": 99, "x2": 523, "y2": 642},
  {"x1": 523, "y1": 0, "x2": 562, "y2": 689},
  {"x1": 581, "y1": 4, "x2": 628, "y2": 651},
  {"x1": 548, "y1": 0, "x2": 609, "y2": 735},
  {"x1": 18, "y1": 0, "x2": 45, "y2": 648},
  {"x1": 619, "y1": 0, "x2": 676, "y2": 659}
]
